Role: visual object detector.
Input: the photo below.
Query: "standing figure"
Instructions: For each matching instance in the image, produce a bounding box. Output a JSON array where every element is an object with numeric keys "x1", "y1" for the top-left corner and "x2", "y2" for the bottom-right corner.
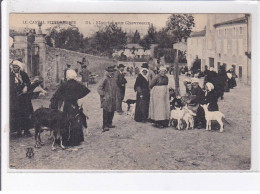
[
  {"x1": 217, "y1": 65, "x2": 228, "y2": 100},
  {"x1": 50, "y1": 69, "x2": 90, "y2": 146},
  {"x1": 64, "y1": 64, "x2": 71, "y2": 82},
  {"x1": 134, "y1": 64, "x2": 150, "y2": 122},
  {"x1": 135, "y1": 66, "x2": 140, "y2": 77},
  {"x1": 129, "y1": 66, "x2": 134, "y2": 76},
  {"x1": 97, "y1": 66, "x2": 117, "y2": 132},
  {"x1": 147, "y1": 62, "x2": 156, "y2": 86},
  {"x1": 227, "y1": 67, "x2": 237, "y2": 89},
  {"x1": 149, "y1": 66, "x2": 170, "y2": 128},
  {"x1": 10, "y1": 60, "x2": 33, "y2": 137},
  {"x1": 190, "y1": 78, "x2": 206, "y2": 129},
  {"x1": 203, "y1": 82, "x2": 219, "y2": 111},
  {"x1": 81, "y1": 64, "x2": 90, "y2": 87},
  {"x1": 115, "y1": 64, "x2": 127, "y2": 114}
]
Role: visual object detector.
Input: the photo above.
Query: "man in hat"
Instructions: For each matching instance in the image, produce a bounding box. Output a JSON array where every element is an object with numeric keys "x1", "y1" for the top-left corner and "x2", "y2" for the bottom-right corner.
[
  {"x1": 115, "y1": 64, "x2": 127, "y2": 114},
  {"x1": 10, "y1": 60, "x2": 33, "y2": 137},
  {"x1": 80, "y1": 64, "x2": 90, "y2": 87},
  {"x1": 64, "y1": 64, "x2": 71, "y2": 82},
  {"x1": 97, "y1": 66, "x2": 117, "y2": 132}
]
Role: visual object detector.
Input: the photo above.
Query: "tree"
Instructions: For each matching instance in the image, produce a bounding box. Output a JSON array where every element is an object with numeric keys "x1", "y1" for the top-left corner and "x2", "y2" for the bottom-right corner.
[
  {"x1": 94, "y1": 23, "x2": 127, "y2": 56},
  {"x1": 131, "y1": 30, "x2": 141, "y2": 44},
  {"x1": 139, "y1": 24, "x2": 157, "y2": 50},
  {"x1": 45, "y1": 27, "x2": 85, "y2": 51},
  {"x1": 156, "y1": 28, "x2": 176, "y2": 48},
  {"x1": 166, "y1": 14, "x2": 195, "y2": 42}
]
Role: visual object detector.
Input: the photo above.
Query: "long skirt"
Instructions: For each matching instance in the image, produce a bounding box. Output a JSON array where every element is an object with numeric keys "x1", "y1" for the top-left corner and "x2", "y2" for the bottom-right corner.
[
  {"x1": 149, "y1": 85, "x2": 170, "y2": 121},
  {"x1": 134, "y1": 93, "x2": 150, "y2": 122}
]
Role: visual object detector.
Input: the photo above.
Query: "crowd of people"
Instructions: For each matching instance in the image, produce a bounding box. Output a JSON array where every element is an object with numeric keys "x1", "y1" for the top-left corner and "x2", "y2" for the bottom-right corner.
[{"x1": 9, "y1": 57, "x2": 238, "y2": 148}]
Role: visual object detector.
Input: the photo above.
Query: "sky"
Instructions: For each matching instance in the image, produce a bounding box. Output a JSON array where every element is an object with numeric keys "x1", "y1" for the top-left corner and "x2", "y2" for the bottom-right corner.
[{"x1": 10, "y1": 13, "x2": 208, "y2": 37}]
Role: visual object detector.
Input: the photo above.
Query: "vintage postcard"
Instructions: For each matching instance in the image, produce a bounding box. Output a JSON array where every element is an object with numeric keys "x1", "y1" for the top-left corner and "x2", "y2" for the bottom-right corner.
[{"x1": 7, "y1": 12, "x2": 252, "y2": 171}]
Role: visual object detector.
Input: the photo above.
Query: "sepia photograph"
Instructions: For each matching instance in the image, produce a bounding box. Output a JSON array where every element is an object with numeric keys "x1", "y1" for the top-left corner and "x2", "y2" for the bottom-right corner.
[{"x1": 8, "y1": 13, "x2": 251, "y2": 171}]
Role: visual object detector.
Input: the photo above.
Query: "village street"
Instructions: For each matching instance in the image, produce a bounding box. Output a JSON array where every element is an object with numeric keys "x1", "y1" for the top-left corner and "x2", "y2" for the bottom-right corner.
[{"x1": 9, "y1": 74, "x2": 251, "y2": 170}]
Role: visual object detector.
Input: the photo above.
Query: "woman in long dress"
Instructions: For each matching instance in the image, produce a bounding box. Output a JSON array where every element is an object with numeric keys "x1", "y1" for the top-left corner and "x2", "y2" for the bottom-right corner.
[
  {"x1": 134, "y1": 66, "x2": 150, "y2": 122},
  {"x1": 50, "y1": 69, "x2": 90, "y2": 147},
  {"x1": 10, "y1": 60, "x2": 34, "y2": 137},
  {"x1": 149, "y1": 66, "x2": 170, "y2": 128}
]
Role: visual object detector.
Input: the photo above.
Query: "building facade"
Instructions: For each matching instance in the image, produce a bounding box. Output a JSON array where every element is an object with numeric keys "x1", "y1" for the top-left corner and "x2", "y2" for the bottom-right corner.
[
  {"x1": 187, "y1": 30, "x2": 206, "y2": 71},
  {"x1": 187, "y1": 14, "x2": 251, "y2": 84}
]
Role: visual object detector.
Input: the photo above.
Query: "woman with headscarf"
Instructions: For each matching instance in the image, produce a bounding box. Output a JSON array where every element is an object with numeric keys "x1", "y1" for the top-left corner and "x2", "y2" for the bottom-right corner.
[
  {"x1": 10, "y1": 60, "x2": 34, "y2": 137},
  {"x1": 134, "y1": 64, "x2": 150, "y2": 122},
  {"x1": 50, "y1": 69, "x2": 90, "y2": 146},
  {"x1": 149, "y1": 66, "x2": 170, "y2": 128},
  {"x1": 203, "y1": 82, "x2": 219, "y2": 111}
]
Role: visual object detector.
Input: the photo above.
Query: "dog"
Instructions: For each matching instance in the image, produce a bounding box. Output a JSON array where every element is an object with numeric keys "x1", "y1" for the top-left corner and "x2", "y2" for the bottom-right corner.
[
  {"x1": 182, "y1": 105, "x2": 196, "y2": 130},
  {"x1": 33, "y1": 107, "x2": 68, "y2": 150},
  {"x1": 169, "y1": 107, "x2": 185, "y2": 130},
  {"x1": 201, "y1": 104, "x2": 225, "y2": 132},
  {"x1": 123, "y1": 99, "x2": 136, "y2": 116},
  {"x1": 130, "y1": 105, "x2": 135, "y2": 119}
]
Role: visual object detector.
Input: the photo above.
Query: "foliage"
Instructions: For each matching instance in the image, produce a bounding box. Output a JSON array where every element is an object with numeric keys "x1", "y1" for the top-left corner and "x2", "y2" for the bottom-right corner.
[
  {"x1": 156, "y1": 28, "x2": 176, "y2": 48},
  {"x1": 131, "y1": 30, "x2": 141, "y2": 44},
  {"x1": 45, "y1": 27, "x2": 85, "y2": 52},
  {"x1": 139, "y1": 24, "x2": 157, "y2": 50},
  {"x1": 94, "y1": 23, "x2": 127, "y2": 57},
  {"x1": 166, "y1": 14, "x2": 195, "y2": 42}
]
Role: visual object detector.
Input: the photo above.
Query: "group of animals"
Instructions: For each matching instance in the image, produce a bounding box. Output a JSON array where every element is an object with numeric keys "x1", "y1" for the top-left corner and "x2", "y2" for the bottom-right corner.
[
  {"x1": 31, "y1": 95, "x2": 226, "y2": 151},
  {"x1": 123, "y1": 97, "x2": 226, "y2": 133}
]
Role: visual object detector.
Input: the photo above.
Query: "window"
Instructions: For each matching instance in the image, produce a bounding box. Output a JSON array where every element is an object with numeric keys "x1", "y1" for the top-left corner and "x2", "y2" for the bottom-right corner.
[
  {"x1": 238, "y1": 39, "x2": 244, "y2": 56},
  {"x1": 223, "y1": 39, "x2": 227, "y2": 54},
  {"x1": 232, "y1": 39, "x2": 237, "y2": 55},
  {"x1": 233, "y1": 27, "x2": 236, "y2": 36},
  {"x1": 240, "y1": 27, "x2": 243, "y2": 34},
  {"x1": 224, "y1": 29, "x2": 227, "y2": 36},
  {"x1": 217, "y1": 40, "x2": 222, "y2": 53},
  {"x1": 239, "y1": 66, "x2": 243, "y2": 78}
]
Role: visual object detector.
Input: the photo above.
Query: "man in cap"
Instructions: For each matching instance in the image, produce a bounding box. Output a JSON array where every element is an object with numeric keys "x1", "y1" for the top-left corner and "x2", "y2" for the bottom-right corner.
[
  {"x1": 115, "y1": 64, "x2": 127, "y2": 114},
  {"x1": 64, "y1": 64, "x2": 71, "y2": 82},
  {"x1": 10, "y1": 60, "x2": 33, "y2": 137},
  {"x1": 97, "y1": 66, "x2": 117, "y2": 132}
]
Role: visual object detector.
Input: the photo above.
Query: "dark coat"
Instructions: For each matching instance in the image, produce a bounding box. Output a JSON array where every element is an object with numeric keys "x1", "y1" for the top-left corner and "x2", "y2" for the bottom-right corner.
[
  {"x1": 134, "y1": 74, "x2": 150, "y2": 122},
  {"x1": 50, "y1": 79, "x2": 89, "y2": 146},
  {"x1": 97, "y1": 73, "x2": 117, "y2": 112},
  {"x1": 115, "y1": 70, "x2": 127, "y2": 112},
  {"x1": 190, "y1": 86, "x2": 205, "y2": 105},
  {"x1": 10, "y1": 70, "x2": 33, "y2": 132},
  {"x1": 203, "y1": 90, "x2": 219, "y2": 111}
]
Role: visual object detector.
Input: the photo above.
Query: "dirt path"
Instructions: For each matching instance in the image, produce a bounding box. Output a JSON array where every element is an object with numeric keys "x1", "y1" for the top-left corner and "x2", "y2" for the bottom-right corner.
[{"x1": 9, "y1": 74, "x2": 251, "y2": 170}]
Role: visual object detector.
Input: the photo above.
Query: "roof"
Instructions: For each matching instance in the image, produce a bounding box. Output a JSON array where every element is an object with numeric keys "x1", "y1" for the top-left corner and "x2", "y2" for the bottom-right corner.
[
  {"x1": 214, "y1": 17, "x2": 247, "y2": 28},
  {"x1": 190, "y1": 30, "x2": 206, "y2": 37},
  {"x1": 125, "y1": 44, "x2": 143, "y2": 49}
]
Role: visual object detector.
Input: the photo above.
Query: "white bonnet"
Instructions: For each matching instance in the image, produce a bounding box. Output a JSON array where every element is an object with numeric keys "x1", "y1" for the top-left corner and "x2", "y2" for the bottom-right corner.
[
  {"x1": 206, "y1": 82, "x2": 214, "y2": 91},
  {"x1": 66, "y1": 69, "x2": 77, "y2": 80}
]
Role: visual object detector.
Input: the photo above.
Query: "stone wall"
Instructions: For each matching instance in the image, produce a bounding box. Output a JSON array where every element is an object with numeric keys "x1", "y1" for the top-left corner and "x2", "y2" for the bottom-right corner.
[{"x1": 45, "y1": 46, "x2": 117, "y2": 88}]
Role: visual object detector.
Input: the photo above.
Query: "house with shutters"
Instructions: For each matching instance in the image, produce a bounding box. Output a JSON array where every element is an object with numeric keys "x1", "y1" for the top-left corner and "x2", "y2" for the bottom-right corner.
[{"x1": 187, "y1": 14, "x2": 251, "y2": 84}]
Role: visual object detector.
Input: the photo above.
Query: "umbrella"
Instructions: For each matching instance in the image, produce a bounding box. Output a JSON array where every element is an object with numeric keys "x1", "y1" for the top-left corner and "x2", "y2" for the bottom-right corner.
[{"x1": 54, "y1": 80, "x2": 90, "y2": 101}]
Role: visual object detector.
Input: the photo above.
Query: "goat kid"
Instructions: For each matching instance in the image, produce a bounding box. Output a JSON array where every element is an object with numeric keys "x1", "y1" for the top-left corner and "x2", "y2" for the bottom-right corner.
[
  {"x1": 201, "y1": 104, "x2": 225, "y2": 132},
  {"x1": 169, "y1": 107, "x2": 185, "y2": 130},
  {"x1": 182, "y1": 105, "x2": 196, "y2": 130}
]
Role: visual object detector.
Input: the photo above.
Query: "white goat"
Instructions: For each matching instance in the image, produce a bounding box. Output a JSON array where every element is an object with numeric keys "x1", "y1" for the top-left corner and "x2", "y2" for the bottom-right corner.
[
  {"x1": 201, "y1": 104, "x2": 225, "y2": 132},
  {"x1": 169, "y1": 107, "x2": 185, "y2": 130},
  {"x1": 182, "y1": 105, "x2": 196, "y2": 130}
]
